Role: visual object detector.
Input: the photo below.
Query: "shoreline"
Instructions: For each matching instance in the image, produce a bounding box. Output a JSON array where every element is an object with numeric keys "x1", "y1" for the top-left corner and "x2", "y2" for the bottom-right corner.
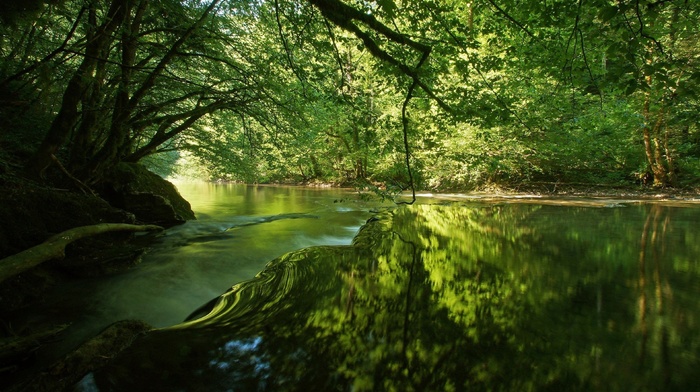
[{"x1": 170, "y1": 178, "x2": 700, "y2": 201}]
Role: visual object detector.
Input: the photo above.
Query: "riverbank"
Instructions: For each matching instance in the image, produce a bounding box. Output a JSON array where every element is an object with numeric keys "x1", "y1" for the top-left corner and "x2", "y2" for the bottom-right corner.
[{"x1": 191, "y1": 176, "x2": 700, "y2": 199}]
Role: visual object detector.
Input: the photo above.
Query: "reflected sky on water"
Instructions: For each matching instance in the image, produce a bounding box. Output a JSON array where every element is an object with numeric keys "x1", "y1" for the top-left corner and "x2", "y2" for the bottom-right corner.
[{"x1": 81, "y1": 200, "x2": 700, "y2": 391}]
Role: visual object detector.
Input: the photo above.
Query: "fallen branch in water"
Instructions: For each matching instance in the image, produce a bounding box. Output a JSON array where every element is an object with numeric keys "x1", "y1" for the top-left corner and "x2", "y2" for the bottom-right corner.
[{"x1": 0, "y1": 223, "x2": 163, "y2": 284}]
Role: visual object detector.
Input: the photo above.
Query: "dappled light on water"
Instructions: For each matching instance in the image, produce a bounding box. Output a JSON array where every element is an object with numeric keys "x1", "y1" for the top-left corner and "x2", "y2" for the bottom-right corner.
[{"x1": 82, "y1": 203, "x2": 700, "y2": 391}]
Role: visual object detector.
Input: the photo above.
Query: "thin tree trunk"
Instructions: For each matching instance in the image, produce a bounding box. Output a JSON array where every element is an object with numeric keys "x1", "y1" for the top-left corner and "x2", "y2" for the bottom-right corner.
[
  {"x1": 87, "y1": 0, "x2": 222, "y2": 181},
  {"x1": 23, "y1": 0, "x2": 127, "y2": 180},
  {"x1": 641, "y1": 51, "x2": 669, "y2": 187}
]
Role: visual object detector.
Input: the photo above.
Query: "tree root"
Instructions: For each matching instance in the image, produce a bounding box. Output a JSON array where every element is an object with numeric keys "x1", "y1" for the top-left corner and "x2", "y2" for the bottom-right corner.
[{"x1": 0, "y1": 324, "x2": 70, "y2": 367}]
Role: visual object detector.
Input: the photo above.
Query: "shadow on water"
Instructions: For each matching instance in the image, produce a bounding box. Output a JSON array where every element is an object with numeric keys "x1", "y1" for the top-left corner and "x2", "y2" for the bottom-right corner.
[{"x1": 79, "y1": 203, "x2": 700, "y2": 391}]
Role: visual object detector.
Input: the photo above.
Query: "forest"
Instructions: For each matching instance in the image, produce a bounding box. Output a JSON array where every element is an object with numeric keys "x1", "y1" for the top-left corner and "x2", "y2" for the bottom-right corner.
[
  {"x1": 1, "y1": 1, "x2": 700, "y2": 390},
  {"x1": 1, "y1": 0, "x2": 699, "y2": 195}
]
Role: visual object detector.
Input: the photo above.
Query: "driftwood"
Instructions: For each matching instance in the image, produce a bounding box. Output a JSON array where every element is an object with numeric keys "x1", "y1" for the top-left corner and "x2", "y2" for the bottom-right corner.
[{"x1": 0, "y1": 223, "x2": 163, "y2": 284}]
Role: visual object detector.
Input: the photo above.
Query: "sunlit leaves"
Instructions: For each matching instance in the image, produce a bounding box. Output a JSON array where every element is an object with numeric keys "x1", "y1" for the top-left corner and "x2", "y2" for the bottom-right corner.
[{"x1": 3, "y1": 0, "x2": 699, "y2": 187}]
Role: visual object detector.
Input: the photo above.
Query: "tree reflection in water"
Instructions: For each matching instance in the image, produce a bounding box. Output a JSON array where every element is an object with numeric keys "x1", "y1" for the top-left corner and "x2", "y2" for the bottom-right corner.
[{"x1": 82, "y1": 204, "x2": 700, "y2": 391}]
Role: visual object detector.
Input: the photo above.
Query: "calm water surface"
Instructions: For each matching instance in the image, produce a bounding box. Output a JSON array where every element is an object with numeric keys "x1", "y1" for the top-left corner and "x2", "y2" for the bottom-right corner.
[{"x1": 76, "y1": 191, "x2": 700, "y2": 391}]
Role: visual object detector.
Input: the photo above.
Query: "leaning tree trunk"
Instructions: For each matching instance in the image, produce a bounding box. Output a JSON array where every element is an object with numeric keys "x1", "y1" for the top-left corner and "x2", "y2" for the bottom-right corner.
[
  {"x1": 0, "y1": 223, "x2": 162, "y2": 284},
  {"x1": 87, "y1": 0, "x2": 223, "y2": 182},
  {"x1": 23, "y1": 0, "x2": 128, "y2": 181}
]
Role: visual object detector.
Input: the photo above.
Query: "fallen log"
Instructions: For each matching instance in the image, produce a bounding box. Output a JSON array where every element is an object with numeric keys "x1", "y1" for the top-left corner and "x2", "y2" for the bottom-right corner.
[{"x1": 0, "y1": 223, "x2": 163, "y2": 284}]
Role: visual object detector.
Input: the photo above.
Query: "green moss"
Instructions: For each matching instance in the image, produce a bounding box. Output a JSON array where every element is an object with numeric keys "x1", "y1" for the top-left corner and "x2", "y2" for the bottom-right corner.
[{"x1": 102, "y1": 163, "x2": 195, "y2": 223}]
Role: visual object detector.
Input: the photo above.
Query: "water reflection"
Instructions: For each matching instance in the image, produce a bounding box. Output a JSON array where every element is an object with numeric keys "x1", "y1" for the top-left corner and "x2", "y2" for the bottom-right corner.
[
  {"x1": 84, "y1": 204, "x2": 700, "y2": 391},
  {"x1": 5, "y1": 184, "x2": 379, "y2": 376}
]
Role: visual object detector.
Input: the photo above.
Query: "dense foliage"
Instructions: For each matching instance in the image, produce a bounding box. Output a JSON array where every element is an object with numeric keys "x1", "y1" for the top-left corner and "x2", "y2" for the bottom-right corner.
[{"x1": 1, "y1": 0, "x2": 699, "y2": 191}]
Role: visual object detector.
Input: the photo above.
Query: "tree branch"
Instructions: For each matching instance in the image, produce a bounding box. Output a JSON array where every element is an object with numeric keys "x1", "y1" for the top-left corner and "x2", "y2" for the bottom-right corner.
[
  {"x1": 485, "y1": 0, "x2": 536, "y2": 39},
  {"x1": 275, "y1": 0, "x2": 306, "y2": 86},
  {"x1": 0, "y1": 5, "x2": 87, "y2": 88},
  {"x1": 309, "y1": 0, "x2": 453, "y2": 113}
]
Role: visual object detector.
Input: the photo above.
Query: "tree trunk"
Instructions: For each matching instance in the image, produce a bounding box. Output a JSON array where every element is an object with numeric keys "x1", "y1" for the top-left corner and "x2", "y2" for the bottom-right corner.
[
  {"x1": 87, "y1": 0, "x2": 222, "y2": 181},
  {"x1": 641, "y1": 31, "x2": 666, "y2": 187},
  {"x1": 0, "y1": 223, "x2": 163, "y2": 284},
  {"x1": 639, "y1": 3, "x2": 679, "y2": 188},
  {"x1": 23, "y1": 0, "x2": 127, "y2": 181},
  {"x1": 642, "y1": 111, "x2": 669, "y2": 187},
  {"x1": 83, "y1": 0, "x2": 144, "y2": 182}
]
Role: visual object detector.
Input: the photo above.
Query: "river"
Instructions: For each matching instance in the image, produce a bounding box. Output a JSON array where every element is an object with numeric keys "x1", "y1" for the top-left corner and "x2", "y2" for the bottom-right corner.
[
  {"x1": 11, "y1": 184, "x2": 700, "y2": 390},
  {"x1": 14, "y1": 184, "x2": 384, "y2": 364}
]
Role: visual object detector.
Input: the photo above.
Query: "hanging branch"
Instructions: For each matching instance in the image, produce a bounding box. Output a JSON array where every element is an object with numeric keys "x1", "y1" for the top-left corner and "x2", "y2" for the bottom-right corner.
[
  {"x1": 634, "y1": 0, "x2": 666, "y2": 55},
  {"x1": 308, "y1": 0, "x2": 453, "y2": 113},
  {"x1": 323, "y1": 18, "x2": 349, "y2": 91},
  {"x1": 562, "y1": 0, "x2": 584, "y2": 84},
  {"x1": 274, "y1": 0, "x2": 307, "y2": 86},
  {"x1": 484, "y1": 0, "x2": 537, "y2": 39},
  {"x1": 309, "y1": 0, "x2": 454, "y2": 202},
  {"x1": 395, "y1": 50, "x2": 430, "y2": 205},
  {"x1": 395, "y1": 78, "x2": 418, "y2": 205},
  {"x1": 578, "y1": 29, "x2": 604, "y2": 108}
]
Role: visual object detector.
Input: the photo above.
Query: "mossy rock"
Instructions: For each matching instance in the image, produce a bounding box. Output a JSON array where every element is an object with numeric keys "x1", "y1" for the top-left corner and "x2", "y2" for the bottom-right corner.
[
  {"x1": 0, "y1": 176, "x2": 140, "y2": 311},
  {"x1": 99, "y1": 163, "x2": 195, "y2": 227}
]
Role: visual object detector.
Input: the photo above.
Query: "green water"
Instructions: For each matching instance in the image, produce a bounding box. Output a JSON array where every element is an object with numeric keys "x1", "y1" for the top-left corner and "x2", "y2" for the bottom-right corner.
[
  {"x1": 86, "y1": 183, "x2": 379, "y2": 325},
  {"x1": 79, "y1": 200, "x2": 700, "y2": 391},
  {"x1": 9, "y1": 183, "x2": 379, "y2": 374}
]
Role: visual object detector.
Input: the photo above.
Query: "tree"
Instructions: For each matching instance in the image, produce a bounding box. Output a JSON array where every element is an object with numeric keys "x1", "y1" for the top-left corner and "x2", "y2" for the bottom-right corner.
[
  {"x1": 7, "y1": 0, "x2": 303, "y2": 186},
  {"x1": 2, "y1": 0, "x2": 699, "y2": 190}
]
